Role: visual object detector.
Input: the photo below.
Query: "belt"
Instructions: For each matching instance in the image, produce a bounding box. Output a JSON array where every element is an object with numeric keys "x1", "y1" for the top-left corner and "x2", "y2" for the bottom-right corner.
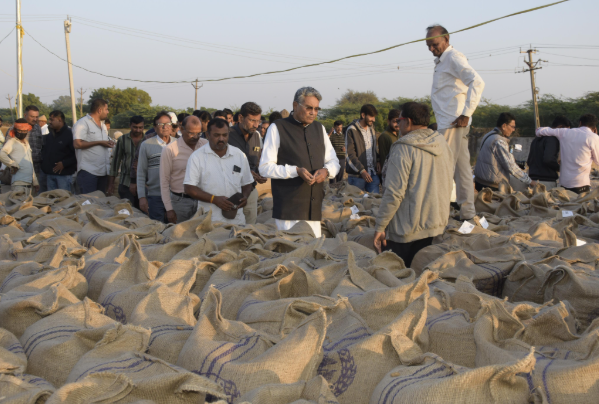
[
  {"x1": 171, "y1": 191, "x2": 193, "y2": 199},
  {"x1": 565, "y1": 185, "x2": 590, "y2": 194}
]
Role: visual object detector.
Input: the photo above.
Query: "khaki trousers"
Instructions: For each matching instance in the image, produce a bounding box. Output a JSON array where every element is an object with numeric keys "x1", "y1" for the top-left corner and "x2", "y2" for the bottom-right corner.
[
  {"x1": 243, "y1": 187, "x2": 259, "y2": 225},
  {"x1": 439, "y1": 126, "x2": 476, "y2": 220}
]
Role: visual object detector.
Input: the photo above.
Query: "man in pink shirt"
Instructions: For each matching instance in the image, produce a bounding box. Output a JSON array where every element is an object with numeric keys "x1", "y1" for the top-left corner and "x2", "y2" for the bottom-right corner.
[
  {"x1": 536, "y1": 114, "x2": 599, "y2": 194},
  {"x1": 160, "y1": 116, "x2": 207, "y2": 223}
]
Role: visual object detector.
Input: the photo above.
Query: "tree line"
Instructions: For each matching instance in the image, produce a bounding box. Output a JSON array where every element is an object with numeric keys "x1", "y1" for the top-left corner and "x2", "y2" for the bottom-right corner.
[{"x1": 2, "y1": 87, "x2": 597, "y2": 137}]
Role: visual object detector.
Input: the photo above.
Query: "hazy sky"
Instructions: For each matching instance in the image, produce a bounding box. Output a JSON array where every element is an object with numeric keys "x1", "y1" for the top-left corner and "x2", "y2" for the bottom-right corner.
[{"x1": 0, "y1": 0, "x2": 597, "y2": 113}]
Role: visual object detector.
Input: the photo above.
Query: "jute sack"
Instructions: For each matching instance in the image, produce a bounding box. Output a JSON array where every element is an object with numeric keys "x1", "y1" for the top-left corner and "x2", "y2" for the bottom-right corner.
[
  {"x1": 169, "y1": 237, "x2": 219, "y2": 261},
  {"x1": 129, "y1": 283, "x2": 198, "y2": 364},
  {"x1": 539, "y1": 265, "x2": 599, "y2": 330},
  {"x1": 363, "y1": 251, "x2": 414, "y2": 288},
  {"x1": 82, "y1": 235, "x2": 132, "y2": 302},
  {"x1": 475, "y1": 187, "x2": 503, "y2": 214},
  {"x1": 0, "y1": 373, "x2": 55, "y2": 404},
  {"x1": 0, "y1": 234, "x2": 21, "y2": 260},
  {"x1": 140, "y1": 241, "x2": 192, "y2": 263},
  {"x1": 557, "y1": 242, "x2": 599, "y2": 270},
  {"x1": 0, "y1": 328, "x2": 27, "y2": 374},
  {"x1": 317, "y1": 295, "x2": 428, "y2": 404},
  {"x1": 329, "y1": 250, "x2": 388, "y2": 298},
  {"x1": 53, "y1": 324, "x2": 226, "y2": 404},
  {"x1": 0, "y1": 262, "x2": 44, "y2": 292},
  {"x1": 348, "y1": 271, "x2": 436, "y2": 332},
  {"x1": 369, "y1": 349, "x2": 536, "y2": 404},
  {"x1": 9, "y1": 242, "x2": 68, "y2": 268},
  {"x1": 473, "y1": 301, "x2": 599, "y2": 404},
  {"x1": 161, "y1": 209, "x2": 214, "y2": 242},
  {"x1": 236, "y1": 376, "x2": 339, "y2": 404},
  {"x1": 177, "y1": 287, "x2": 326, "y2": 402},
  {"x1": 0, "y1": 264, "x2": 87, "y2": 300},
  {"x1": 19, "y1": 298, "x2": 116, "y2": 388},
  {"x1": 423, "y1": 244, "x2": 525, "y2": 297},
  {"x1": 321, "y1": 202, "x2": 353, "y2": 223},
  {"x1": 80, "y1": 212, "x2": 163, "y2": 249},
  {"x1": 0, "y1": 284, "x2": 80, "y2": 338},
  {"x1": 25, "y1": 215, "x2": 83, "y2": 234}
]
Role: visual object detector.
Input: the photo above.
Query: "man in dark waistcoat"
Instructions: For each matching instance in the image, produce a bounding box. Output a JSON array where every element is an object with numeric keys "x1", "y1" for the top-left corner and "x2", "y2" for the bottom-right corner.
[{"x1": 259, "y1": 86, "x2": 340, "y2": 237}]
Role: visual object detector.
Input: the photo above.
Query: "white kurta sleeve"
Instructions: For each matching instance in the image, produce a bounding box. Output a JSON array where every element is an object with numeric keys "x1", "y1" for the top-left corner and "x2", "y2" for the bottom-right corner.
[
  {"x1": 258, "y1": 123, "x2": 299, "y2": 179},
  {"x1": 322, "y1": 126, "x2": 340, "y2": 179}
]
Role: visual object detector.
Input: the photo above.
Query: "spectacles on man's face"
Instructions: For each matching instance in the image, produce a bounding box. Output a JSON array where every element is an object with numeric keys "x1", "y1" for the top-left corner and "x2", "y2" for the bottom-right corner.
[
  {"x1": 300, "y1": 104, "x2": 321, "y2": 113},
  {"x1": 156, "y1": 123, "x2": 173, "y2": 128}
]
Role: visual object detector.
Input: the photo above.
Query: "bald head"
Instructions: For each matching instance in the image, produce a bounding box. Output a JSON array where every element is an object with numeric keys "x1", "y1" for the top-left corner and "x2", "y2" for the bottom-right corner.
[
  {"x1": 181, "y1": 115, "x2": 203, "y2": 147},
  {"x1": 183, "y1": 115, "x2": 202, "y2": 130}
]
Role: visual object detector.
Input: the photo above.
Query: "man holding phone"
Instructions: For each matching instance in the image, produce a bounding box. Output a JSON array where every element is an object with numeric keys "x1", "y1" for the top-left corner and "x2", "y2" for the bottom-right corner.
[{"x1": 184, "y1": 118, "x2": 254, "y2": 225}]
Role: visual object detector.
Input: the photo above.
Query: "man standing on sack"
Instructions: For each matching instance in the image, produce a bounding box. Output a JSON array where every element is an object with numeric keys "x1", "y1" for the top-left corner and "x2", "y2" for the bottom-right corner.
[
  {"x1": 259, "y1": 86, "x2": 340, "y2": 238},
  {"x1": 426, "y1": 24, "x2": 485, "y2": 220}
]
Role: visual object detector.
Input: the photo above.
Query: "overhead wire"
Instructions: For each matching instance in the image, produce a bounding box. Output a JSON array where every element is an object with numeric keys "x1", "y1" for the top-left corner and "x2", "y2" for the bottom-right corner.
[{"x1": 22, "y1": 0, "x2": 570, "y2": 85}]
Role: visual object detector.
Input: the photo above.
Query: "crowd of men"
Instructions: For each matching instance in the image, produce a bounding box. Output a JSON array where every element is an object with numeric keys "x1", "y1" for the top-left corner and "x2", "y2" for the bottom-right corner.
[{"x1": 1, "y1": 24, "x2": 598, "y2": 265}]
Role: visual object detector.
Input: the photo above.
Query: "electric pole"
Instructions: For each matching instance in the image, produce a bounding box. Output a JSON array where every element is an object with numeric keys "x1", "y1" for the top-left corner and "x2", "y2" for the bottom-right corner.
[
  {"x1": 64, "y1": 18, "x2": 77, "y2": 126},
  {"x1": 79, "y1": 87, "x2": 86, "y2": 116},
  {"x1": 15, "y1": 0, "x2": 23, "y2": 118},
  {"x1": 6, "y1": 95, "x2": 15, "y2": 123},
  {"x1": 518, "y1": 48, "x2": 546, "y2": 130},
  {"x1": 191, "y1": 80, "x2": 203, "y2": 110}
]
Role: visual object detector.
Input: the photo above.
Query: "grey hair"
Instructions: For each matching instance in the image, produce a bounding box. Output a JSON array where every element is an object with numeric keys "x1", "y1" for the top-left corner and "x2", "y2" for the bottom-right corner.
[
  {"x1": 426, "y1": 24, "x2": 449, "y2": 37},
  {"x1": 294, "y1": 87, "x2": 322, "y2": 104}
]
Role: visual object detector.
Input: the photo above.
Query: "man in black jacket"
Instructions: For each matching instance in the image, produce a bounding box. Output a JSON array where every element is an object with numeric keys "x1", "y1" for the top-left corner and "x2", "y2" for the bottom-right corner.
[
  {"x1": 527, "y1": 116, "x2": 570, "y2": 190},
  {"x1": 346, "y1": 104, "x2": 380, "y2": 192},
  {"x1": 41, "y1": 110, "x2": 77, "y2": 192}
]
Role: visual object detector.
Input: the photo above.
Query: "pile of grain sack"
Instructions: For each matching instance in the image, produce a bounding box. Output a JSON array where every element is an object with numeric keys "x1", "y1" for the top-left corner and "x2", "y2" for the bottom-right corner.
[{"x1": 1, "y1": 179, "x2": 599, "y2": 404}]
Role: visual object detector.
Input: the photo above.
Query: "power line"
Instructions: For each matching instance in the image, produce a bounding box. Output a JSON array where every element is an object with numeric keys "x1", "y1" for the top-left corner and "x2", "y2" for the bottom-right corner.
[
  {"x1": 0, "y1": 27, "x2": 14, "y2": 45},
  {"x1": 539, "y1": 52, "x2": 599, "y2": 61}
]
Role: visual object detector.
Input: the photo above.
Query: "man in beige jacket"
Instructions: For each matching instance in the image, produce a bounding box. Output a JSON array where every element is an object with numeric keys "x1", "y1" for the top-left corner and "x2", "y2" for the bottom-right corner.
[{"x1": 374, "y1": 102, "x2": 454, "y2": 267}]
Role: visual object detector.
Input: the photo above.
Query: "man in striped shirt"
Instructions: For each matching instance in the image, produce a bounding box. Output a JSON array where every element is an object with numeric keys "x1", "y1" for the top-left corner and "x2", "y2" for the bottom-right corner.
[{"x1": 329, "y1": 120, "x2": 345, "y2": 183}]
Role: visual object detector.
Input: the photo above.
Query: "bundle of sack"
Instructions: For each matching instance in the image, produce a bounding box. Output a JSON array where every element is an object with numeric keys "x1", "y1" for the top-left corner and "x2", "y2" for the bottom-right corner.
[{"x1": 0, "y1": 179, "x2": 598, "y2": 404}]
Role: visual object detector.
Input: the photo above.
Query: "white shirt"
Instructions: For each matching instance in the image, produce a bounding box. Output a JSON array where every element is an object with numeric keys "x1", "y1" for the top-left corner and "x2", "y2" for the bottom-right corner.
[
  {"x1": 258, "y1": 121, "x2": 340, "y2": 180},
  {"x1": 184, "y1": 143, "x2": 254, "y2": 225},
  {"x1": 431, "y1": 45, "x2": 485, "y2": 130},
  {"x1": 156, "y1": 136, "x2": 169, "y2": 147},
  {"x1": 72, "y1": 114, "x2": 111, "y2": 176},
  {"x1": 536, "y1": 126, "x2": 599, "y2": 188},
  {"x1": 40, "y1": 124, "x2": 49, "y2": 135}
]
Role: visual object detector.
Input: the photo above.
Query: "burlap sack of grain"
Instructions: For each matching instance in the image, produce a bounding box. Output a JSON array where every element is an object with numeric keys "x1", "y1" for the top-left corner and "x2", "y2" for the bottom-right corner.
[
  {"x1": 140, "y1": 241, "x2": 192, "y2": 262},
  {"x1": 9, "y1": 242, "x2": 68, "y2": 268},
  {"x1": 82, "y1": 235, "x2": 132, "y2": 302},
  {"x1": 551, "y1": 214, "x2": 599, "y2": 242},
  {"x1": 317, "y1": 295, "x2": 428, "y2": 403},
  {"x1": 26, "y1": 215, "x2": 83, "y2": 234},
  {"x1": 335, "y1": 182, "x2": 365, "y2": 198},
  {"x1": 154, "y1": 258, "x2": 201, "y2": 296},
  {"x1": 0, "y1": 262, "x2": 43, "y2": 290},
  {"x1": 0, "y1": 223, "x2": 28, "y2": 240},
  {"x1": 161, "y1": 209, "x2": 214, "y2": 242},
  {"x1": 129, "y1": 283, "x2": 198, "y2": 364},
  {"x1": 321, "y1": 202, "x2": 353, "y2": 223},
  {"x1": 502, "y1": 256, "x2": 580, "y2": 304},
  {"x1": 527, "y1": 191, "x2": 561, "y2": 218},
  {"x1": 0, "y1": 328, "x2": 27, "y2": 374},
  {"x1": 0, "y1": 373, "x2": 55, "y2": 404},
  {"x1": 0, "y1": 263, "x2": 87, "y2": 300},
  {"x1": 423, "y1": 245, "x2": 525, "y2": 297},
  {"x1": 237, "y1": 375, "x2": 338, "y2": 404},
  {"x1": 364, "y1": 251, "x2": 414, "y2": 287},
  {"x1": 169, "y1": 237, "x2": 218, "y2": 261},
  {"x1": 0, "y1": 284, "x2": 80, "y2": 338},
  {"x1": 347, "y1": 271, "x2": 436, "y2": 332},
  {"x1": 98, "y1": 238, "x2": 160, "y2": 306},
  {"x1": 411, "y1": 236, "x2": 492, "y2": 273},
  {"x1": 473, "y1": 301, "x2": 599, "y2": 404},
  {"x1": 0, "y1": 234, "x2": 21, "y2": 260},
  {"x1": 19, "y1": 298, "x2": 116, "y2": 388},
  {"x1": 493, "y1": 194, "x2": 527, "y2": 217},
  {"x1": 326, "y1": 250, "x2": 387, "y2": 298},
  {"x1": 475, "y1": 188, "x2": 504, "y2": 214},
  {"x1": 369, "y1": 349, "x2": 536, "y2": 404},
  {"x1": 50, "y1": 324, "x2": 225, "y2": 404},
  {"x1": 539, "y1": 265, "x2": 599, "y2": 329},
  {"x1": 557, "y1": 242, "x2": 599, "y2": 269},
  {"x1": 80, "y1": 212, "x2": 163, "y2": 249},
  {"x1": 177, "y1": 287, "x2": 326, "y2": 402}
]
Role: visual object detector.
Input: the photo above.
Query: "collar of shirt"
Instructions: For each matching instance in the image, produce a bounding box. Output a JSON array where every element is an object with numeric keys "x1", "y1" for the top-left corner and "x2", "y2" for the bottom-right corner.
[
  {"x1": 156, "y1": 136, "x2": 171, "y2": 147},
  {"x1": 50, "y1": 125, "x2": 68, "y2": 137},
  {"x1": 232, "y1": 124, "x2": 259, "y2": 143},
  {"x1": 84, "y1": 114, "x2": 105, "y2": 130},
  {"x1": 292, "y1": 115, "x2": 311, "y2": 128},
  {"x1": 176, "y1": 135, "x2": 202, "y2": 152},
  {"x1": 434, "y1": 45, "x2": 454, "y2": 65}
]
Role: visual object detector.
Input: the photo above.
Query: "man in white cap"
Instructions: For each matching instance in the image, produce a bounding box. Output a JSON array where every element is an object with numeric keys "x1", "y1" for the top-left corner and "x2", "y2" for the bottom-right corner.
[
  {"x1": 38, "y1": 115, "x2": 49, "y2": 135},
  {"x1": 167, "y1": 112, "x2": 180, "y2": 138}
]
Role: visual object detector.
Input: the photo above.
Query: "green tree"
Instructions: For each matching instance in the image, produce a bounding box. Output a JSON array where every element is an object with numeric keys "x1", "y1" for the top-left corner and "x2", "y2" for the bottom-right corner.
[
  {"x1": 21, "y1": 93, "x2": 50, "y2": 117},
  {"x1": 87, "y1": 87, "x2": 152, "y2": 117}
]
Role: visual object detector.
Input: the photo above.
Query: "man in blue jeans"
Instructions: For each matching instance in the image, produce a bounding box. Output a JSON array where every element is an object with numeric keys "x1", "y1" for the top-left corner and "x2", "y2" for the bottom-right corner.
[
  {"x1": 345, "y1": 104, "x2": 381, "y2": 193},
  {"x1": 41, "y1": 110, "x2": 77, "y2": 192}
]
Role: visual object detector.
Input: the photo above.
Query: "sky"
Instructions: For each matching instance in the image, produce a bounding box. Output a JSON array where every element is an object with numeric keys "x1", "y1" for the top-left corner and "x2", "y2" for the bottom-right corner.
[{"x1": 0, "y1": 0, "x2": 597, "y2": 113}]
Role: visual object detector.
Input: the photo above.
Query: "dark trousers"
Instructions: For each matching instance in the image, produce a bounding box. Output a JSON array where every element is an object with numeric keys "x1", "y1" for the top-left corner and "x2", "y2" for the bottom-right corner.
[
  {"x1": 383, "y1": 237, "x2": 434, "y2": 268},
  {"x1": 77, "y1": 170, "x2": 109, "y2": 195},
  {"x1": 564, "y1": 185, "x2": 591, "y2": 195},
  {"x1": 118, "y1": 183, "x2": 139, "y2": 209},
  {"x1": 475, "y1": 181, "x2": 498, "y2": 192},
  {"x1": 147, "y1": 195, "x2": 166, "y2": 223},
  {"x1": 330, "y1": 157, "x2": 346, "y2": 183}
]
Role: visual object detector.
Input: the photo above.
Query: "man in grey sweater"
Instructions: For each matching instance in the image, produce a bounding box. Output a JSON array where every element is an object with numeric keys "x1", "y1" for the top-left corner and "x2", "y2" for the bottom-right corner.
[
  {"x1": 137, "y1": 111, "x2": 176, "y2": 222},
  {"x1": 373, "y1": 102, "x2": 454, "y2": 267}
]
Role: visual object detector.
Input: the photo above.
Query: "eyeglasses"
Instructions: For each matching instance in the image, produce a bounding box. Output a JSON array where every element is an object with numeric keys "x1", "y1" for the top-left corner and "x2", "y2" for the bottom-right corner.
[
  {"x1": 243, "y1": 117, "x2": 261, "y2": 124},
  {"x1": 299, "y1": 104, "x2": 322, "y2": 113},
  {"x1": 156, "y1": 123, "x2": 173, "y2": 128}
]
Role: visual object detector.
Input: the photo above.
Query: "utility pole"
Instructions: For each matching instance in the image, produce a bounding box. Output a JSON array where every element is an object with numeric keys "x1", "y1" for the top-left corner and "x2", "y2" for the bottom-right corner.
[
  {"x1": 191, "y1": 80, "x2": 203, "y2": 110},
  {"x1": 64, "y1": 17, "x2": 77, "y2": 126},
  {"x1": 79, "y1": 87, "x2": 86, "y2": 116},
  {"x1": 15, "y1": 0, "x2": 23, "y2": 118},
  {"x1": 6, "y1": 95, "x2": 15, "y2": 123},
  {"x1": 518, "y1": 48, "x2": 546, "y2": 130}
]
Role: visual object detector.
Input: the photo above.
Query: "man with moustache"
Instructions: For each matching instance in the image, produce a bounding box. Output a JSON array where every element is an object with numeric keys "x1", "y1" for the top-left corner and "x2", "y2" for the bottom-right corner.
[
  {"x1": 0, "y1": 119, "x2": 39, "y2": 196},
  {"x1": 227, "y1": 101, "x2": 266, "y2": 225},
  {"x1": 160, "y1": 116, "x2": 208, "y2": 224},
  {"x1": 184, "y1": 118, "x2": 254, "y2": 225},
  {"x1": 378, "y1": 109, "x2": 401, "y2": 165},
  {"x1": 259, "y1": 86, "x2": 340, "y2": 238},
  {"x1": 346, "y1": 104, "x2": 381, "y2": 192}
]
